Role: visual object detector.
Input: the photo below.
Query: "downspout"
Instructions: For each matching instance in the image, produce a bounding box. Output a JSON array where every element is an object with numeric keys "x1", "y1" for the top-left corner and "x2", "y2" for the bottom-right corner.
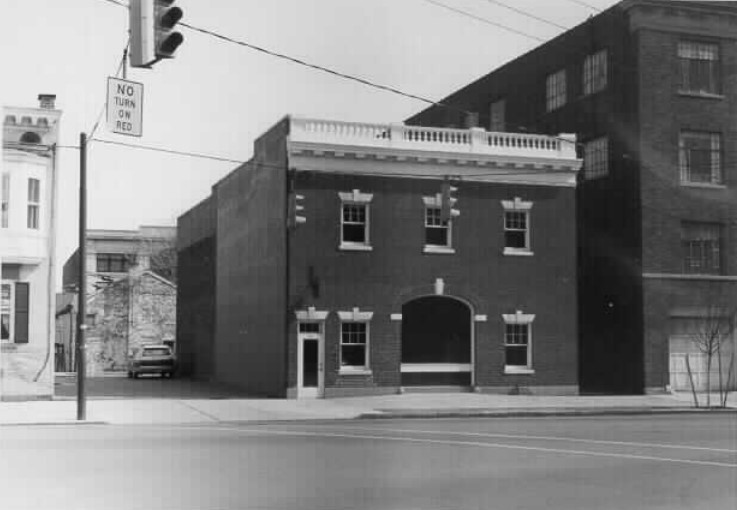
[{"x1": 34, "y1": 143, "x2": 57, "y2": 382}]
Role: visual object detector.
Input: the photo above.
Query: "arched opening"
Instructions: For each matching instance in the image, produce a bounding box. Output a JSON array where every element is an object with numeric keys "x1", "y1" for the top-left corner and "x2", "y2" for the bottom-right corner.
[
  {"x1": 20, "y1": 131, "x2": 42, "y2": 144},
  {"x1": 401, "y1": 296, "x2": 472, "y2": 386}
]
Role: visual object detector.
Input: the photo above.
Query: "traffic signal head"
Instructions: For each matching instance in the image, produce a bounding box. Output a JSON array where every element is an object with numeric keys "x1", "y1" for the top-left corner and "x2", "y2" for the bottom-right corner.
[
  {"x1": 129, "y1": 0, "x2": 184, "y2": 67},
  {"x1": 288, "y1": 193, "x2": 306, "y2": 228},
  {"x1": 154, "y1": 0, "x2": 184, "y2": 60},
  {"x1": 440, "y1": 180, "x2": 460, "y2": 222}
]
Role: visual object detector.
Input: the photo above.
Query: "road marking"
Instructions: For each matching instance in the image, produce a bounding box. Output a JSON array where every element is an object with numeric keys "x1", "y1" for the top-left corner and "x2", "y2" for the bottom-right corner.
[
  {"x1": 308, "y1": 424, "x2": 737, "y2": 454},
  {"x1": 201, "y1": 426, "x2": 737, "y2": 469}
]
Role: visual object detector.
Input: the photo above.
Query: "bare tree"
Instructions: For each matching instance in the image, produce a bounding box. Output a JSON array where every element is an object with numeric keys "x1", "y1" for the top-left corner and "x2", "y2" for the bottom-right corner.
[
  {"x1": 687, "y1": 293, "x2": 736, "y2": 408},
  {"x1": 135, "y1": 228, "x2": 177, "y2": 283}
]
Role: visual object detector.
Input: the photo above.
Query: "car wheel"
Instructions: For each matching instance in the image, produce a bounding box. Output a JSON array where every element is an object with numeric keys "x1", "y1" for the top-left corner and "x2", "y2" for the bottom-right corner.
[{"x1": 132, "y1": 372, "x2": 138, "y2": 379}]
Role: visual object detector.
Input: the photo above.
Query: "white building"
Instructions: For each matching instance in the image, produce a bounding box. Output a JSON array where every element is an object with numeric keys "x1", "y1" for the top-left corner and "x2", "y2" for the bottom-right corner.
[{"x1": 1, "y1": 95, "x2": 61, "y2": 400}]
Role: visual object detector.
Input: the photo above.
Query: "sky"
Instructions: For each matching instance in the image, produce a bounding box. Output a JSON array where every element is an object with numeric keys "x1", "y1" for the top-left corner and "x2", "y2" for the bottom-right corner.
[{"x1": 1, "y1": 0, "x2": 619, "y2": 290}]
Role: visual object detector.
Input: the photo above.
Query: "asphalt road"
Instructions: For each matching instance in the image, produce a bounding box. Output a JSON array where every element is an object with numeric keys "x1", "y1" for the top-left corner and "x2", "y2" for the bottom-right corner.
[{"x1": 1, "y1": 414, "x2": 735, "y2": 510}]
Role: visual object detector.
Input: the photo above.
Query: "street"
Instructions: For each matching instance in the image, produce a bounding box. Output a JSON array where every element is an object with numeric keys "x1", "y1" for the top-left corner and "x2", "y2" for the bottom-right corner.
[{"x1": 1, "y1": 414, "x2": 735, "y2": 510}]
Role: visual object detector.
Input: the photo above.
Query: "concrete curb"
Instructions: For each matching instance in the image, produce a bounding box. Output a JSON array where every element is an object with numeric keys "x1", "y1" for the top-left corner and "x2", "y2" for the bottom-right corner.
[
  {"x1": 0, "y1": 421, "x2": 108, "y2": 427},
  {"x1": 358, "y1": 407, "x2": 737, "y2": 419}
]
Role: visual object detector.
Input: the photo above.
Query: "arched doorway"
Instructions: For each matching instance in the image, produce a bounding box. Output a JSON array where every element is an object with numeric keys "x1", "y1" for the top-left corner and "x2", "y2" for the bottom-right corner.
[{"x1": 401, "y1": 296, "x2": 472, "y2": 386}]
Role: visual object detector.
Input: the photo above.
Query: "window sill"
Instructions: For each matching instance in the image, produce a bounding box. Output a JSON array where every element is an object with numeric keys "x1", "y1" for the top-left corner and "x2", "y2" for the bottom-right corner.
[
  {"x1": 338, "y1": 368, "x2": 372, "y2": 376},
  {"x1": 503, "y1": 248, "x2": 534, "y2": 257},
  {"x1": 504, "y1": 367, "x2": 535, "y2": 375},
  {"x1": 423, "y1": 246, "x2": 455, "y2": 255},
  {"x1": 680, "y1": 182, "x2": 726, "y2": 190},
  {"x1": 677, "y1": 90, "x2": 725, "y2": 100},
  {"x1": 339, "y1": 243, "x2": 373, "y2": 252}
]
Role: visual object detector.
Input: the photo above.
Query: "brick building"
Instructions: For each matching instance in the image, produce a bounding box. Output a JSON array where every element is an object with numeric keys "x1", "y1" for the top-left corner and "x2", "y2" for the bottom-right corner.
[
  {"x1": 178, "y1": 117, "x2": 581, "y2": 397},
  {"x1": 409, "y1": 0, "x2": 737, "y2": 393},
  {"x1": 1, "y1": 95, "x2": 61, "y2": 400}
]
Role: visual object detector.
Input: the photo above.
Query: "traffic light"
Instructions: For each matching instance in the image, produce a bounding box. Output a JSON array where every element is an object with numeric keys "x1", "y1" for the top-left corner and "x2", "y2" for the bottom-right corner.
[
  {"x1": 154, "y1": 0, "x2": 184, "y2": 60},
  {"x1": 288, "y1": 193, "x2": 306, "y2": 228},
  {"x1": 440, "y1": 179, "x2": 460, "y2": 223},
  {"x1": 129, "y1": 0, "x2": 184, "y2": 68}
]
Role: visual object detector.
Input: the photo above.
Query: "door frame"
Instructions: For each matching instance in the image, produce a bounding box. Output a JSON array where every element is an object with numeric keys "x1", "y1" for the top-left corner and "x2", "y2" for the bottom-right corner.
[{"x1": 297, "y1": 321, "x2": 325, "y2": 398}]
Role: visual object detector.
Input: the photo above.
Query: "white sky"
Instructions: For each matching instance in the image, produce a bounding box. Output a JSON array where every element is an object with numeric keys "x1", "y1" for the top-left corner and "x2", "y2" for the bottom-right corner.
[{"x1": 1, "y1": 0, "x2": 618, "y2": 289}]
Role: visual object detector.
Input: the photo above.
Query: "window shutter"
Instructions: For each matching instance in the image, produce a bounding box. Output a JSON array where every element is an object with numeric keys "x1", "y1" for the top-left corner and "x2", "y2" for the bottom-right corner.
[{"x1": 14, "y1": 282, "x2": 29, "y2": 344}]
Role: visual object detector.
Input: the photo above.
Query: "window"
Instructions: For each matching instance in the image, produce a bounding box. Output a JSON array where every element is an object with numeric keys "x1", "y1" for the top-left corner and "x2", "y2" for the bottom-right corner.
[
  {"x1": 424, "y1": 206, "x2": 454, "y2": 253},
  {"x1": 583, "y1": 137, "x2": 609, "y2": 179},
  {"x1": 503, "y1": 311, "x2": 535, "y2": 373},
  {"x1": 1, "y1": 173, "x2": 9, "y2": 228},
  {"x1": 502, "y1": 198, "x2": 533, "y2": 255},
  {"x1": 679, "y1": 131, "x2": 722, "y2": 185},
  {"x1": 489, "y1": 99, "x2": 505, "y2": 132},
  {"x1": 682, "y1": 222, "x2": 722, "y2": 274},
  {"x1": 96, "y1": 253, "x2": 134, "y2": 273},
  {"x1": 339, "y1": 190, "x2": 373, "y2": 251},
  {"x1": 1, "y1": 283, "x2": 12, "y2": 342},
  {"x1": 546, "y1": 69, "x2": 567, "y2": 111},
  {"x1": 338, "y1": 308, "x2": 373, "y2": 372},
  {"x1": 583, "y1": 50, "x2": 607, "y2": 95},
  {"x1": 27, "y1": 178, "x2": 40, "y2": 230},
  {"x1": 678, "y1": 41, "x2": 720, "y2": 95}
]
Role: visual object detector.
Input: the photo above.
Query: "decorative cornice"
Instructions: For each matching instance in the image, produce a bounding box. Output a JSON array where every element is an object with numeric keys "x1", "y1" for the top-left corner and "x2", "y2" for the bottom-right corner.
[
  {"x1": 643, "y1": 273, "x2": 737, "y2": 282},
  {"x1": 502, "y1": 310, "x2": 536, "y2": 324},
  {"x1": 337, "y1": 307, "x2": 374, "y2": 322}
]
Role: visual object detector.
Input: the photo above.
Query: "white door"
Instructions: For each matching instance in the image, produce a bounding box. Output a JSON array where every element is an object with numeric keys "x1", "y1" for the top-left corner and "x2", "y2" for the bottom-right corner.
[{"x1": 298, "y1": 322, "x2": 324, "y2": 398}]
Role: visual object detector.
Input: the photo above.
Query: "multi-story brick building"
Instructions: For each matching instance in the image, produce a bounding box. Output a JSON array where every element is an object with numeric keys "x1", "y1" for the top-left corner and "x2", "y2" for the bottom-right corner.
[
  {"x1": 1, "y1": 94, "x2": 61, "y2": 400},
  {"x1": 409, "y1": 0, "x2": 737, "y2": 394},
  {"x1": 178, "y1": 117, "x2": 581, "y2": 397}
]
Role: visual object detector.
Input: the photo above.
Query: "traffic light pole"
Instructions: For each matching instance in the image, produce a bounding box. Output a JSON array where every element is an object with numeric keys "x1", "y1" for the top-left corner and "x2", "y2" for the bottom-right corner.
[{"x1": 76, "y1": 132, "x2": 88, "y2": 421}]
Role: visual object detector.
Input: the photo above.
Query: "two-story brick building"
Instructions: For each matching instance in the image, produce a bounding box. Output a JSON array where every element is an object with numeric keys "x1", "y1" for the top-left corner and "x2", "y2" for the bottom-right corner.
[
  {"x1": 1, "y1": 94, "x2": 61, "y2": 400},
  {"x1": 178, "y1": 117, "x2": 581, "y2": 397},
  {"x1": 409, "y1": 0, "x2": 737, "y2": 394}
]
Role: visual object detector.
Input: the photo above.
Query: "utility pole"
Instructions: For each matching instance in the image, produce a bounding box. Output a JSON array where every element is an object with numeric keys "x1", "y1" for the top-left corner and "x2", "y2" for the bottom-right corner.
[{"x1": 76, "y1": 132, "x2": 88, "y2": 421}]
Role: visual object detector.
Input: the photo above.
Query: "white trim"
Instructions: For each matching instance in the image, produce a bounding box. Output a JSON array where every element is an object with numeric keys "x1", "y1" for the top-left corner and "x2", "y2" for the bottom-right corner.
[
  {"x1": 337, "y1": 308, "x2": 374, "y2": 322},
  {"x1": 502, "y1": 311, "x2": 536, "y2": 324},
  {"x1": 390, "y1": 313, "x2": 402, "y2": 321},
  {"x1": 422, "y1": 195, "x2": 442, "y2": 208},
  {"x1": 504, "y1": 367, "x2": 535, "y2": 375},
  {"x1": 296, "y1": 320, "x2": 325, "y2": 398},
  {"x1": 501, "y1": 197, "x2": 533, "y2": 211},
  {"x1": 423, "y1": 246, "x2": 455, "y2": 254},
  {"x1": 401, "y1": 363, "x2": 472, "y2": 373},
  {"x1": 295, "y1": 307, "x2": 330, "y2": 321},
  {"x1": 339, "y1": 243, "x2": 373, "y2": 252},
  {"x1": 338, "y1": 189, "x2": 373, "y2": 203},
  {"x1": 474, "y1": 315, "x2": 487, "y2": 322},
  {"x1": 503, "y1": 248, "x2": 534, "y2": 256},
  {"x1": 338, "y1": 368, "x2": 373, "y2": 376},
  {"x1": 643, "y1": 273, "x2": 737, "y2": 282}
]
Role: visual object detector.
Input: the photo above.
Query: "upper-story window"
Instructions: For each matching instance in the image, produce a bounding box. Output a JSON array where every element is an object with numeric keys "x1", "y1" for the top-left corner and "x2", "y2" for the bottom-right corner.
[
  {"x1": 96, "y1": 253, "x2": 135, "y2": 273},
  {"x1": 489, "y1": 99, "x2": 505, "y2": 132},
  {"x1": 583, "y1": 50, "x2": 607, "y2": 95},
  {"x1": 338, "y1": 190, "x2": 373, "y2": 251},
  {"x1": 679, "y1": 131, "x2": 722, "y2": 185},
  {"x1": 27, "y1": 178, "x2": 40, "y2": 230},
  {"x1": 1, "y1": 173, "x2": 9, "y2": 228},
  {"x1": 502, "y1": 198, "x2": 533, "y2": 256},
  {"x1": 546, "y1": 69, "x2": 567, "y2": 112},
  {"x1": 1, "y1": 282, "x2": 12, "y2": 342},
  {"x1": 423, "y1": 196, "x2": 454, "y2": 254},
  {"x1": 678, "y1": 41, "x2": 720, "y2": 96},
  {"x1": 682, "y1": 222, "x2": 722, "y2": 274},
  {"x1": 583, "y1": 137, "x2": 609, "y2": 179}
]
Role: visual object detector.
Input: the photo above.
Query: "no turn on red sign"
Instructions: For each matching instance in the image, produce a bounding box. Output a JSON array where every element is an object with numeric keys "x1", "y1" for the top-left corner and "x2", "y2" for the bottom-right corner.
[{"x1": 106, "y1": 77, "x2": 144, "y2": 137}]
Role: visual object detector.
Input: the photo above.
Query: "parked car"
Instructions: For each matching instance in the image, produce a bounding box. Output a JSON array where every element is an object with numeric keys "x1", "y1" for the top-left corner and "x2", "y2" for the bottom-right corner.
[{"x1": 127, "y1": 344, "x2": 176, "y2": 378}]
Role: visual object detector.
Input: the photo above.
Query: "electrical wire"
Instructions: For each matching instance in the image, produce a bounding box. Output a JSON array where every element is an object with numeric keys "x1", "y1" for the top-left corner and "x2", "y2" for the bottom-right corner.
[
  {"x1": 475, "y1": 0, "x2": 568, "y2": 30},
  {"x1": 88, "y1": 43, "x2": 129, "y2": 139},
  {"x1": 563, "y1": 0, "x2": 603, "y2": 12},
  {"x1": 90, "y1": 138, "x2": 246, "y2": 164},
  {"x1": 421, "y1": 0, "x2": 547, "y2": 42}
]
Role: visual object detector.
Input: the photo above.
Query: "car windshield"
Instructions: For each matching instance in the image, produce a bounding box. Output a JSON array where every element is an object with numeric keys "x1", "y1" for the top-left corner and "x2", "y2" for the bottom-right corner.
[{"x1": 142, "y1": 348, "x2": 170, "y2": 356}]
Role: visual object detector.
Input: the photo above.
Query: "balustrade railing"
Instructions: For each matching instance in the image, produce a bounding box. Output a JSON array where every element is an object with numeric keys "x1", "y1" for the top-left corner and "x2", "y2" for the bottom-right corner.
[{"x1": 290, "y1": 117, "x2": 576, "y2": 159}]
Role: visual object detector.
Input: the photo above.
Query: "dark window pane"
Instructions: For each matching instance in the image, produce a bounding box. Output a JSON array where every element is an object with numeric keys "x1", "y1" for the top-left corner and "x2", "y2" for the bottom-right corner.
[
  {"x1": 341, "y1": 345, "x2": 366, "y2": 367},
  {"x1": 505, "y1": 346, "x2": 528, "y2": 366},
  {"x1": 425, "y1": 226, "x2": 448, "y2": 246},
  {"x1": 505, "y1": 230, "x2": 526, "y2": 249},
  {"x1": 343, "y1": 223, "x2": 366, "y2": 243},
  {"x1": 299, "y1": 322, "x2": 320, "y2": 333}
]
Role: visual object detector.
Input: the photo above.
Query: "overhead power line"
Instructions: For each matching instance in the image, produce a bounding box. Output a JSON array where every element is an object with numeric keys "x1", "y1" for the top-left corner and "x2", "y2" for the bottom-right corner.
[
  {"x1": 421, "y1": 0, "x2": 547, "y2": 42},
  {"x1": 476, "y1": 0, "x2": 568, "y2": 30},
  {"x1": 563, "y1": 0, "x2": 602, "y2": 12},
  {"x1": 89, "y1": 42, "x2": 129, "y2": 138},
  {"x1": 90, "y1": 138, "x2": 246, "y2": 164}
]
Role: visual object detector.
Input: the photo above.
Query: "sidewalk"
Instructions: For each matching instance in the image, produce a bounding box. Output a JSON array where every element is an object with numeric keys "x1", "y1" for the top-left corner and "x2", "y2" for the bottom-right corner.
[{"x1": 1, "y1": 391, "x2": 734, "y2": 426}]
